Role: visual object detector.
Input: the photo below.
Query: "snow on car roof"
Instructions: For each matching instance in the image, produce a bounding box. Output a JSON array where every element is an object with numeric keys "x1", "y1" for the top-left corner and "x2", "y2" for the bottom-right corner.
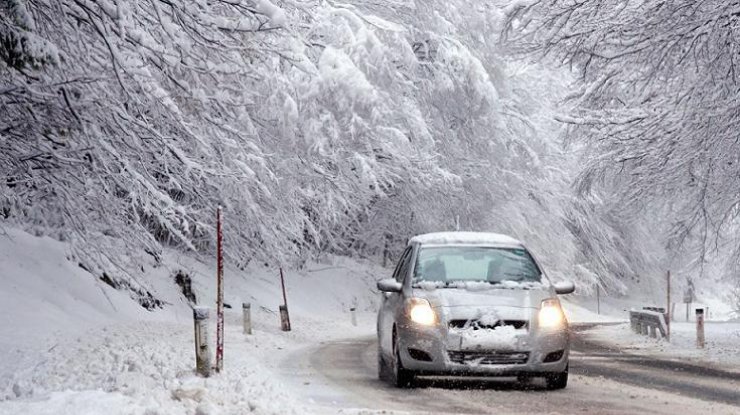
[{"x1": 409, "y1": 232, "x2": 523, "y2": 247}]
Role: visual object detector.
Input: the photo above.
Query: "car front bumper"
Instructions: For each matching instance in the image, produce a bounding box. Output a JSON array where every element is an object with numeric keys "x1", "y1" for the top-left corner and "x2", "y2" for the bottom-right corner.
[{"x1": 397, "y1": 323, "x2": 570, "y2": 376}]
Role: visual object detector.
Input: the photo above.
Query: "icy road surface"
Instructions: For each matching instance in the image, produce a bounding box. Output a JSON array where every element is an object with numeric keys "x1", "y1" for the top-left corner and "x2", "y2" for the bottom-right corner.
[{"x1": 277, "y1": 325, "x2": 740, "y2": 415}]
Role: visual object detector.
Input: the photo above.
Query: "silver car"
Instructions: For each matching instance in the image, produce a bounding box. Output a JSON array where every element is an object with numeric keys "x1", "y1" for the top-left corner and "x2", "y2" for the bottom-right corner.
[{"x1": 376, "y1": 232, "x2": 575, "y2": 389}]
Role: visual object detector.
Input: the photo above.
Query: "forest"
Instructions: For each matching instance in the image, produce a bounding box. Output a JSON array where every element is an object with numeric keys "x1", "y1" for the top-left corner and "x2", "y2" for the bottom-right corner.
[{"x1": 1, "y1": 0, "x2": 738, "y2": 309}]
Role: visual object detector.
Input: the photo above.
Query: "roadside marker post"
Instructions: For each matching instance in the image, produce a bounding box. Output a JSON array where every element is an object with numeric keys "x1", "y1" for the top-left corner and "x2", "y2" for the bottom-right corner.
[
  {"x1": 350, "y1": 307, "x2": 357, "y2": 326},
  {"x1": 696, "y1": 308, "x2": 705, "y2": 349},
  {"x1": 243, "y1": 302, "x2": 252, "y2": 335},
  {"x1": 216, "y1": 206, "x2": 224, "y2": 373},
  {"x1": 279, "y1": 267, "x2": 291, "y2": 331},
  {"x1": 193, "y1": 306, "x2": 211, "y2": 377}
]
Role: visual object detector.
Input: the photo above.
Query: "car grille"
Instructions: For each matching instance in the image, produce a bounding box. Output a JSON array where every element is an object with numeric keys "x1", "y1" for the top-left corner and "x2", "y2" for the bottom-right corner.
[
  {"x1": 448, "y1": 351, "x2": 530, "y2": 365},
  {"x1": 448, "y1": 319, "x2": 528, "y2": 330}
]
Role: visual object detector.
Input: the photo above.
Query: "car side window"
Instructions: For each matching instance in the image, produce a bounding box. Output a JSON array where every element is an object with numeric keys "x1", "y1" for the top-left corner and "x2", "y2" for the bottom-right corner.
[{"x1": 394, "y1": 247, "x2": 413, "y2": 283}]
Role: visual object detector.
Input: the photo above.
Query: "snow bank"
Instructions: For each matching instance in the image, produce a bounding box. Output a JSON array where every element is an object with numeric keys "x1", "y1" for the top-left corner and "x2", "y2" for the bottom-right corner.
[
  {"x1": 0, "y1": 227, "x2": 383, "y2": 414},
  {"x1": 561, "y1": 300, "x2": 626, "y2": 324},
  {"x1": 0, "y1": 228, "x2": 159, "y2": 352},
  {"x1": 583, "y1": 321, "x2": 740, "y2": 371}
]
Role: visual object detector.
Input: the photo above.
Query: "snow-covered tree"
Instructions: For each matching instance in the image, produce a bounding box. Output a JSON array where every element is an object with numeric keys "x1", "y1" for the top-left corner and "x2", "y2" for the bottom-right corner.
[
  {"x1": 502, "y1": 0, "x2": 740, "y2": 302},
  {"x1": 1, "y1": 0, "x2": 614, "y2": 305}
]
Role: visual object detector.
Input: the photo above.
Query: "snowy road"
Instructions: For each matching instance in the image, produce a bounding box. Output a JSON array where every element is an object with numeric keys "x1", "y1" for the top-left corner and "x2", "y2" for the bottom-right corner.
[
  {"x1": 278, "y1": 325, "x2": 740, "y2": 414},
  {"x1": 570, "y1": 325, "x2": 740, "y2": 407}
]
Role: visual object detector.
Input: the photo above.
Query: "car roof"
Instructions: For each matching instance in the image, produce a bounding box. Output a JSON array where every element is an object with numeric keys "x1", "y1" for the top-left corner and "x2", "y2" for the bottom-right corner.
[{"x1": 408, "y1": 232, "x2": 524, "y2": 247}]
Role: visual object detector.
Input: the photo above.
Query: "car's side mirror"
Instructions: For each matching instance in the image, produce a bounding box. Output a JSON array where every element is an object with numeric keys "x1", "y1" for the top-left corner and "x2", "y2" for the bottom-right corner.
[
  {"x1": 553, "y1": 281, "x2": 575, "y2": 295},
  {"x1": 377, "y1": 278, "x2": 402, "y2": 293}
]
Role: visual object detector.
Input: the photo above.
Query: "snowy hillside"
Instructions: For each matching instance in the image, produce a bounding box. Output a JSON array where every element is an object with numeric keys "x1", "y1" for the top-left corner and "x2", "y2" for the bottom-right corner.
[{"x1": 0, "y1": 226, "x2": 381, "y2": 414}]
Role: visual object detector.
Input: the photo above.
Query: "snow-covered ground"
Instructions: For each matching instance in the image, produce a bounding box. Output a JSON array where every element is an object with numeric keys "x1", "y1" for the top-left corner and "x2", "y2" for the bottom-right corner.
[
  {"x1": 583, "y1": 321, "x2": 740, "y2": 371},
  {"x1": 564, "y1": 294, "x2": 740, "y2": 371},
  {"x1": 555, "y1": 291, "x2": 740, "y2": 371},
  {"x1": 0, "y1": 227, "x2": 380, "y2": 415},
  {"x1": 2, "y1": 227, "x2": 738, "y2": 414},
  {"x1": 561, "y1": 299, "x2": 626, "y2": 325}
]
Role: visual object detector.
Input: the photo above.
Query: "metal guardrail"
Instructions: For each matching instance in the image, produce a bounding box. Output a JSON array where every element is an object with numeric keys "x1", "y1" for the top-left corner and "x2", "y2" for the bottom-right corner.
[{"x1": 629, "y1": 307, "x2": 668, "y2": 339}]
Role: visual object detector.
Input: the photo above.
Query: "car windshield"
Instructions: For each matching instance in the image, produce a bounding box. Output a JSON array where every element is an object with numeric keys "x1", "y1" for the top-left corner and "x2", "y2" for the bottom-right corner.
[{"x1": 412, "y1": 246, "x2": 541, "y2": 285}]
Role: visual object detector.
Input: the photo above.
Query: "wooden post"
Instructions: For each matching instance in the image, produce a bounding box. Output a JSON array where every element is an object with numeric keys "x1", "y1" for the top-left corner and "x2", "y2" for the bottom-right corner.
[
  {"x1": 279, "y1": 268, "x2": 291, "y2": 331},
  {"x1": 279, "y1": 305, "x2": 291, "y2": 331},
  {"x1": 382, "y1": 234, "x2": 389, "y2": 268},
  {"x1": 242, "y1": 302, "x2": 252, "y2": 335},
  {"x1": 696, "y1": 308, "x2": 705, "y2": 348},
  {"x1": 193, "y1": 307, "x2": 211, "y2": 377},
  {"x1": 596, "y1": 284, "x2": 601, "y2": 315},
  {"x1": 216, "y1": 206, "x2": 224, "y2": 372},
  {"x1": 279, "y1": 267, "x2": 288, "y2": 309},
  {"x1": 666, "y1": 270, "x2": 671, "y2": 341}
]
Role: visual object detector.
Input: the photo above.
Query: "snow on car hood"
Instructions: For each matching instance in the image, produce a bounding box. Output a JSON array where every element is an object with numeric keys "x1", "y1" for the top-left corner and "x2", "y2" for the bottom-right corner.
[{"x1": 413, "y1": 282, "x2": 552, "y2": 310}]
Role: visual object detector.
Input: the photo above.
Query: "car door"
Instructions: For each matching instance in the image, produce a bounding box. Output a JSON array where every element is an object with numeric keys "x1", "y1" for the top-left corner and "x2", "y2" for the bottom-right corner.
[{"x1": 379, "y1": 246, "x2": 412, "y2": 355}]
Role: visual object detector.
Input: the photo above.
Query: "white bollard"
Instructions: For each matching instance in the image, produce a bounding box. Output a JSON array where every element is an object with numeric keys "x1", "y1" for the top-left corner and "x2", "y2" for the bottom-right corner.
[
  {"x1": 193, "y1": 306, "x2": 211, "y2": 377},
  {"x1": 243, "y1": 303, "x2": 252, "y2": 335},
  {"x1": 350, "y1": 307, "x2": 357, "y2": 327},
  {"x1": 696, "y1": 308, "x2": 705, "y2": 349}
]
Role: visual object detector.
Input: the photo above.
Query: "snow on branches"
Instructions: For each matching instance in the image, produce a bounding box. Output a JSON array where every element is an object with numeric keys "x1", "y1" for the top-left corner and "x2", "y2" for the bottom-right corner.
[
  {"x1": 502, "y1": 0, "x2": 740, "y2": 297},
  {"x1": 1, "y1": 0, "x2": 609, "y2": 303}
]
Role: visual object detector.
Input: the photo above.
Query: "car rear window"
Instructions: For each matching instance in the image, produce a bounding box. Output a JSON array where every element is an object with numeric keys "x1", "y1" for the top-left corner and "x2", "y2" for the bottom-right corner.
[{"x1": 413, "y1": 246, "x2": 541, "y2": 284}]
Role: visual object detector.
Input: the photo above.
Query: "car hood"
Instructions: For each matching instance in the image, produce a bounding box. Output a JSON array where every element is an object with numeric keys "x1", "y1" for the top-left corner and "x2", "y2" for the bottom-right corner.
[{"x1": 413, "y1": 285, "x2": 552, "y2": 310}]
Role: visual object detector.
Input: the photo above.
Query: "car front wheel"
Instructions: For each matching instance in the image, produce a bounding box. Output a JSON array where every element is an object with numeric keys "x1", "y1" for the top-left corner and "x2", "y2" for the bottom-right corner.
[
  {"x1": 545, "y1": 363, "x2": 568, "y2": 390},
  {"x1": 377, "y1": 345, "x2": 390, "y2": 381},
  {"x1": 389, "y1": 329, "x2": 415, "y2": 388}
]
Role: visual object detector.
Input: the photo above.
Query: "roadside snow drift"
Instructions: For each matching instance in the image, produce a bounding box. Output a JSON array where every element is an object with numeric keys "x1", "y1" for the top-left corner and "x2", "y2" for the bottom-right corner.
[{"x1": 0, "y1": 227, "x2": 381, "y2": 415}]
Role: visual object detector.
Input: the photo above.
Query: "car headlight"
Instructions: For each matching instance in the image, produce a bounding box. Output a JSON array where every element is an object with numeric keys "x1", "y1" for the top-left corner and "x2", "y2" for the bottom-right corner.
[
  {"x1": 539, "y1": 298, "x2": 565, "y2": 328},
  {"x1": 407, "y1": 298, "x2": 437, "y2": 326}
]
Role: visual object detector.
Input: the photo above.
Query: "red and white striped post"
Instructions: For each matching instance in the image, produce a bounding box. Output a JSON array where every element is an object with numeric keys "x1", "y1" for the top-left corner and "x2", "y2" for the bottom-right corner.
[{"x1": 215, "y1": 206, "x2": 224, "y2": 372}]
